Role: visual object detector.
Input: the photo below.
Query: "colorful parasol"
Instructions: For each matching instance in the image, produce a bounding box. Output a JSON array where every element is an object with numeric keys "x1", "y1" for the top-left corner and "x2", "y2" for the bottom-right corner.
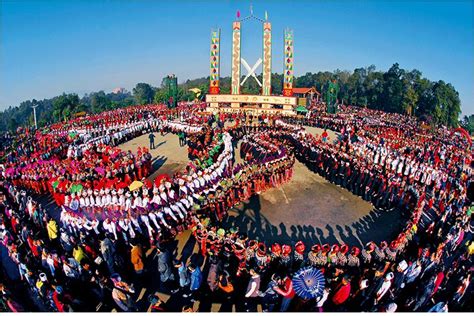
[
  {"x1": 128, "y1": 180, "x2": 143, "y2": 191},
  {"x1": 69, "y1": 184, "x2": 83, "y2": 193},
  {"x1": 154, "y1": 174, "x2": 171, "y2": 186},
  {"x1": 292, "y1": 266, "x2": 326, "y2": 300},
  {"x1": 95, "y1": 167, "x2": 105, "y2": 175}
]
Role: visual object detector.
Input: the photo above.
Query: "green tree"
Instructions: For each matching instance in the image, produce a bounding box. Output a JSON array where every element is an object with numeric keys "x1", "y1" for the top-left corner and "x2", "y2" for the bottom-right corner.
[
  {"x1": 89, "y1": 91, "x2": 112, "y2": 113},
  {"x1": 153, "y1": 89, "x2": 168, "y2": 104},
  {"x1": 380, "y1": 63, "x2": 405, "y2": 113},
  {"x1": 133, "y1": 83, "x2": 155, "y2": 105},
  {"x1": 7, "y1": 117, "x2": 17, "y2": 131},
  {"x1": 430, "y1": 81, "x2": 461, "y2": 127},
  {"x1": 52, "y1": 93, "x2": 80, "y2": 121},
  {"x1": 401, "y1": 86, "x2": 418, "y2": 115}
]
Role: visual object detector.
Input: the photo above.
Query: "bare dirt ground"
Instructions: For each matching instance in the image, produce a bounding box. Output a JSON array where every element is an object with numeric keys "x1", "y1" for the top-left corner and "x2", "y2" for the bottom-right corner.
[
  {"x1": 120, "y1": 128, "x2": 403, "y2": 248},
  {"x1": 118, "y1": 132, "x2": 190, "y2": 180}
]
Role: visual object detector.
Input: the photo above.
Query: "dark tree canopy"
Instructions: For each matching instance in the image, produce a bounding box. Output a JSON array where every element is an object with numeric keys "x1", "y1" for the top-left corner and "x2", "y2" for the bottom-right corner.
[{"x1": 0, "y1": 63, "x2": 464, "y2": 131}]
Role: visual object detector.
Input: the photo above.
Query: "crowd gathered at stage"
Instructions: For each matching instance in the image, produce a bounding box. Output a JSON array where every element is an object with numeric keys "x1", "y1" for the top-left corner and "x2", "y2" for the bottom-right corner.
[{"x1": 0, "y1": 102, "x2": 472, "y2": 312}]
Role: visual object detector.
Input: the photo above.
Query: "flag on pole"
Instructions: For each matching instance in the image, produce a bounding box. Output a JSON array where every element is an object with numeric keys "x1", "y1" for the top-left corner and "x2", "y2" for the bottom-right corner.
[{"x1": 236, "y1": 10, "x2": 240, "y2": 18}]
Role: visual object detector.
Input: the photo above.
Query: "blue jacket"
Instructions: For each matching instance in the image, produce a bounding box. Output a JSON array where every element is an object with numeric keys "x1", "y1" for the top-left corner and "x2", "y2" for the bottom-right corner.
[
  {"x1": 190, "y1": 267, "x2": 202, "y2": 291},
  {"x1": 178, "y1": 265, "x2": 190, "y2": 287}
]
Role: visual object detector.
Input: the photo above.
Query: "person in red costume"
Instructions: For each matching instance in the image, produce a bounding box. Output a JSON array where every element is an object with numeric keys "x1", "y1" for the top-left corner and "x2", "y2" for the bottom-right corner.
[
  {"x1": 331, "y1": 276, "x2": 351, "y2": 307},
  {"x1": 275, "y1": 274, "x2": 295, "y2": 312}
]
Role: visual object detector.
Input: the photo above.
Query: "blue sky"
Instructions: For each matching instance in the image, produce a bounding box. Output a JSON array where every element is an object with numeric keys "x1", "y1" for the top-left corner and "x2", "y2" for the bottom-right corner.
[{"x1": 1, "y1": 0, "x2": 473, "y2": 115}]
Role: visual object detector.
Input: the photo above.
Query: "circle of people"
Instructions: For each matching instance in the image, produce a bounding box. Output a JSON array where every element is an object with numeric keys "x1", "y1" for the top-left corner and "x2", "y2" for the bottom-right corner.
[{"x1": 0, "y1": 102, "x2": 472, "y2": 312}]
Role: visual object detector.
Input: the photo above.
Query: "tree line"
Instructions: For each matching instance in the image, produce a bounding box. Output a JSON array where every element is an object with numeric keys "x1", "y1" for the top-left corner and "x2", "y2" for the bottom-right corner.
[{"x1": 0, "y1": 63, "x2": 470, "y2": 133}]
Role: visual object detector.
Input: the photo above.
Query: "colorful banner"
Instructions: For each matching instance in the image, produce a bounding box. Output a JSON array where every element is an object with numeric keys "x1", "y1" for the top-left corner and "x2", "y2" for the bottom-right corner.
[
  {"x1": 262, "y1": 22, "x2": 272, "y2": 96},
  {"x1": 206, "y1": 94, "x2": 297, "y2": 106},
  {"x1": 209, "y1": 28, "x2": 220, "y2": 94},
  {"x1": 231, "y1": 21, "x2": 241, "y2": 95},
  {"x1": 283, "y1": 29, "x2": 294, "y2": 97}
]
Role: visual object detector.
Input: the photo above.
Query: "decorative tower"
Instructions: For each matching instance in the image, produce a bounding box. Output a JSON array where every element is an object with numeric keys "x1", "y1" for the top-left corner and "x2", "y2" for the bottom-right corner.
[
  {"x1": 209, "y1": 28, "x2": 221, "y2": 95},
  {"x1": 262, "y1": 20, "x2": 272, "y2": 96},
  {"x1": 231, "y1": 21, "x2": 242, "y2": 95},
  {"x1": 283, "y1": 28, "x2": 294, "y2": 97}
]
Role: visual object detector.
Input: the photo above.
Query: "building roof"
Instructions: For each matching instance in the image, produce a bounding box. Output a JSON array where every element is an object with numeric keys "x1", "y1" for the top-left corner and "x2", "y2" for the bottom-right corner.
[{"x1": 292, "y1": 87, "x2": 321, "y2": 95}]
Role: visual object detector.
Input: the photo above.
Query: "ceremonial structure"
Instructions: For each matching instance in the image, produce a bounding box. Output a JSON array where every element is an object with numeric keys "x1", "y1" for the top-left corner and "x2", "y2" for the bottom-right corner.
[{"x1": 206, "y1": 8, "x2": 297, "y2": 115}]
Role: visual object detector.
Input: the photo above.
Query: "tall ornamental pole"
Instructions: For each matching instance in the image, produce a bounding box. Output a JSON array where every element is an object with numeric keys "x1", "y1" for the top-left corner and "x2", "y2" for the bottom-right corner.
[
  {"x1": 31, "y1": 104, "x2": 39, "y2": 129},
  {"x1": 283, "y1": 28, "x2": 294, "y2": 97},
  {"x1": 262, "y1": 18, "x2": 272, "y2": 96},
  {"x1": 209, "y1": 28, "x2": 221, "y2": 95},
  {"x1": 231, "y1": 20, "x2": 242, "y2": 95}
]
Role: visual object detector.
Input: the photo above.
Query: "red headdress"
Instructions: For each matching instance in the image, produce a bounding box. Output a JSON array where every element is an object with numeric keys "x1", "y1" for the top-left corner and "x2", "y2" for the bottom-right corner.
[
  {"x1": 282, "y1": 244, "x2": 292, "y2": 256},
  {"x1": 271, "y1": 243, "x2": 282, "y2": 255},
  {"x1": 311, "y1": 244, "x2": 321, "y2": 253},
  {"x1": 322, "y1": 244, "x2": 330, "y2": 253},
  {"x1": 295, "y1": 241, "x2": 305, "y2": 255},
  {"x1": 257, "y1": 242, "x2": 267, "y2": 257},
  {"x1": 340, "y1": 245, "x2": 349, "y2": 255},
  {"x1": 351, "y1": 246, "x2": 361, "y2": 256}
]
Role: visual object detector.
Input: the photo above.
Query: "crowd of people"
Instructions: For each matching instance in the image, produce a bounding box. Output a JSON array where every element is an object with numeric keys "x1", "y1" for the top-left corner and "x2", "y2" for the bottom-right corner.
[{"x1": 0, "y1": 102, "x2": 472, "y2": 312}]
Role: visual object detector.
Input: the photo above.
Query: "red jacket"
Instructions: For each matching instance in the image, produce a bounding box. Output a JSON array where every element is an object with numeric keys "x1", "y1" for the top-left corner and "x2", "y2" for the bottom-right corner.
[
  {"x1": 276, "y1": 277, "x2": 295, "y2": 299},
  {"x1": 332, "y1": 282, "x2": 351, "y2": 305}
]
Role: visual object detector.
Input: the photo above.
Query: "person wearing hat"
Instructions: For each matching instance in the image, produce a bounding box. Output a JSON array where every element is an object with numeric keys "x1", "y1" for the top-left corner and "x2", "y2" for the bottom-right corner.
[
  {"x1": 293, "y1": 241, "x2": 305, "y2": 271},
  {"x1": 328, "y1": 244, "x2": 340, "y2": 266},
  {"x1": 392, "y1": 260, "x2": 408, "y2": 296},
  {"x1": 255, "y1": 242, "x2": 269, "y2": 271},
  {"x1": 280, "y1": 244, "x2": 292, "y2": 270},
  {"x1": 338, "y1": 245, "x2": 349, "y2": 266},
  {"x1": 361, "y1": 242, "x2": 375, "y2": 265},
  {"x1": 308, "y1": 244, "x2": 322, "y2": 267},
  {"x1": 36, "y1": 272, "x2": 50, "y2": 298}
]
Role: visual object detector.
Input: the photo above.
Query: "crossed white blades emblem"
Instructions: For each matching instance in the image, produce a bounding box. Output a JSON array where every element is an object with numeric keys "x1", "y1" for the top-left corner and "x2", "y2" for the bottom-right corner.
[{"x1": 241, "y1": 58, "x2": 262, "y2": 87}]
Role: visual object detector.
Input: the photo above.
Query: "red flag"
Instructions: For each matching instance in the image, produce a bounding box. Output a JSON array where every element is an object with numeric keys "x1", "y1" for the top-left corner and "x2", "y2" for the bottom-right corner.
[{"x1": 236, "y1": 10, "x2": 240, "y2": 18}]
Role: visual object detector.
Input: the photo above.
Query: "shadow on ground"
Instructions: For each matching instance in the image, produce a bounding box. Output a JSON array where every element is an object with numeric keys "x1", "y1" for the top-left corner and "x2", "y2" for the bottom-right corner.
[{"x1": 221, "y1": 194, "x2": 404, "y2": 247}]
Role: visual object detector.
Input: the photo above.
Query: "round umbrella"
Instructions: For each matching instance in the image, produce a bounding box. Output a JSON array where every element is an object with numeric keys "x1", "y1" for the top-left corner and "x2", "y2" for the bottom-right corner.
[
  {"x1": 292, "y1": 266, "x2": 325, "y2": 300},
  {"x1": 52, "y1": 180, "x2": 59, "y2": 189},
  {"x1": 69, "y1": 183, "x2": 83, "y2": 193},
  {"x1": 154, "y1": 174, "x2": 171, "y2": 186},
  {"x1": 129, "y1": 180, "x2": 143, "y2": 191},
  {"x1": 95, "y1": 167, "x2": 105, "y2": 175}
]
